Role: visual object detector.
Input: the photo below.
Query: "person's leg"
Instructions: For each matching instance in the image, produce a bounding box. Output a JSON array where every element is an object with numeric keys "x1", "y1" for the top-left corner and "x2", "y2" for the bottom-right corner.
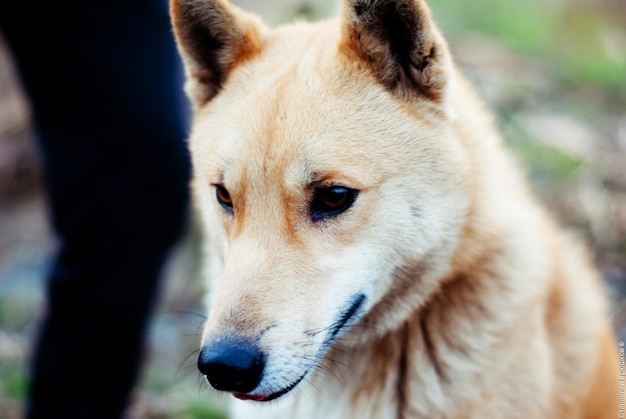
[{"x1": 0, "y1": 1, "x2": 191, "y2": 417}]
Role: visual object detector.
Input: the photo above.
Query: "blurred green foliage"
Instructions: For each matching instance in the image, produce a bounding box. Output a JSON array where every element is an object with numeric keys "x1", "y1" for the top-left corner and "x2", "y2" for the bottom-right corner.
[
  {"x1": 0, "y1": 298, "x2": 5, "y2": 326},
  {"x1": 0, "y1": 362, "x2": 28, "y2": 400},
  {"x1": 430, "y1": 0, "x2": 626, "y2": 96},
  {"x1": 494, "y1": 111, "x2": 587, "y2": 182},
  {"x1": 180, "y1": 400, "x2": 229, "y2": 419}
]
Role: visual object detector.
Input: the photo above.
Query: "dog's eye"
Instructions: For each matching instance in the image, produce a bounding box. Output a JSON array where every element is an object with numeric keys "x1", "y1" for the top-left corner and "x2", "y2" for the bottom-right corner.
[
  {"x1": 311, "y1": 186, "x2": 358, "y2": 222},
  {"x1": 215, "y1": 185, "x2": 234, "y2": 213}
]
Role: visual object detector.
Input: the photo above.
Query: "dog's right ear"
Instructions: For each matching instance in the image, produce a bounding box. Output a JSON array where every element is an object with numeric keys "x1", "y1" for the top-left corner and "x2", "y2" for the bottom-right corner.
[
  {"x1": 170, "y1": 0, "x2": 265, "y2": 108},
  {"x1": 338, "y1": 0, "x2": 451, "y2": 104}
]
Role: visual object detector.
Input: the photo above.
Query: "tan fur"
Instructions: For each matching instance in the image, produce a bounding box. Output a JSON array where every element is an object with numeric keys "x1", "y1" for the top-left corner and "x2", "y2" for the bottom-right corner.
[{"x1": 170, "y1": 0, "x2": 620, "y2": 417}]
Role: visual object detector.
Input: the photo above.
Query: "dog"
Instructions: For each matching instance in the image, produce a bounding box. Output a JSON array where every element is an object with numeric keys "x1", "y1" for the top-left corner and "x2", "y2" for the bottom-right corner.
[{"x1": 169, "y1": 0, "x2": 619, "y2": 417}]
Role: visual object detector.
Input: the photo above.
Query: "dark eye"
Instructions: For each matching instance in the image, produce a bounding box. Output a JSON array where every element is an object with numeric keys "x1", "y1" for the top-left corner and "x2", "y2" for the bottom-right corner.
[
  {"x1": 310, "y1": 186, "x2": 358, "y2": 222},
  {"x1": 215, "y1": 185, "x2": 233, "y2": 213}
]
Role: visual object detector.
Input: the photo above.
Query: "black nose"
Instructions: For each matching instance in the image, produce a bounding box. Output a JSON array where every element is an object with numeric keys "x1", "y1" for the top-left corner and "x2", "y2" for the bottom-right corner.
[{"x1": 198, "y1": 337, "x2": 265, "y2": 393}]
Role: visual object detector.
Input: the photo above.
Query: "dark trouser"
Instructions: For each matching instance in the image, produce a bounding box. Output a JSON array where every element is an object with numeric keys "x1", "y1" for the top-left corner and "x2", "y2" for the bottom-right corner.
[{"x1": 0, "y1": 1, "x2": 191, "y2": 417}]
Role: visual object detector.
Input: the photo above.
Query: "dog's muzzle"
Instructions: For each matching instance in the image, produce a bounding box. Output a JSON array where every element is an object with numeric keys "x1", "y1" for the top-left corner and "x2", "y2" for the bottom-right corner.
[{"x1": 197, "y1": 293, "x2": 367, "y2": 401}]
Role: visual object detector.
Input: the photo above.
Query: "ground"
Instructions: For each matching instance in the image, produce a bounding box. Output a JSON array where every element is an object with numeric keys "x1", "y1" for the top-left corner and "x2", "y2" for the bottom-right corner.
[{"x1": 0, "y1": 0, "x2": 624, "y2": 418}]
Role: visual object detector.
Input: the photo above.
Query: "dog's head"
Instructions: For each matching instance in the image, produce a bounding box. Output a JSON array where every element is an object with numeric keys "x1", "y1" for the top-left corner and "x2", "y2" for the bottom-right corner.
[{"x1": 171, "y1": 0, "x2": 470, "y2": 402}]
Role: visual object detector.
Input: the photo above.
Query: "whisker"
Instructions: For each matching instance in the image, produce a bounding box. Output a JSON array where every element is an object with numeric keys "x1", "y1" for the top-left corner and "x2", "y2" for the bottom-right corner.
[
  {"x1": 302, "y1": 376, "x2": 322, "y2": 395},
  {"x1": 176, "y1": 348, "x2": 201, "y2": 379}
]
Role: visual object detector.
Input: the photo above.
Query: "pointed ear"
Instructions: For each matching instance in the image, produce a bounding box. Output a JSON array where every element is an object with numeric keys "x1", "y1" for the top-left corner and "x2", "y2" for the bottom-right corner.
[
  {"x1": 170, "y1": 0, "x2": 265, "y2": 107},
  {"x1": 339, "y1": 0, "x2": 451, "y2": 103}
]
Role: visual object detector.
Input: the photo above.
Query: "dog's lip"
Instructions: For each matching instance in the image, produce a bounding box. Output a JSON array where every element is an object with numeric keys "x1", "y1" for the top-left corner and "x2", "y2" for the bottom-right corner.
[
  {"x1": 232, "y1": 392, "x2": 267, "y2": 401},
  {"x1": 232, "y1": 373, "x2": 307, "y2": 402}
]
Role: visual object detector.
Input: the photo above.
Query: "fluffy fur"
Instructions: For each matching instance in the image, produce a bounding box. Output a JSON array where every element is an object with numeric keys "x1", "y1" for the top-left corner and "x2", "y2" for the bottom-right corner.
[{"x1": 170, "y1": 0, "x2": 619, "y2": 417}]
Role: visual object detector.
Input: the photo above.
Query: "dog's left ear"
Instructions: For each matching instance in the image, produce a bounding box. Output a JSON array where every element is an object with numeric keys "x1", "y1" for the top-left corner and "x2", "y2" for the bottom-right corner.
[
  {"x1": 170, "y1": 0, "x2": 265, "y2": 108},
  {"x1": 339, "y1": 0, "x2": 451, "y2": 103}
]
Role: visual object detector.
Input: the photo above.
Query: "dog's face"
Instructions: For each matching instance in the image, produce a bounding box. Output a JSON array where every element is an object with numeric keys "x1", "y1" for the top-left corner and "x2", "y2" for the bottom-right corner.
[{"x1": 171, "y1": 0, "x2": 470, "y2": 402}]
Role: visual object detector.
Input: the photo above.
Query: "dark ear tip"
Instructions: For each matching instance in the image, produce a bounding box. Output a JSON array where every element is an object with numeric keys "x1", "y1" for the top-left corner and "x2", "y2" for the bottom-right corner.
[
  {"x1": 341, "y1": 0, "x2": 447, "y2": 102},
  {"x1": 171, "y1": 0, "x2": 264, "y2": 107}
]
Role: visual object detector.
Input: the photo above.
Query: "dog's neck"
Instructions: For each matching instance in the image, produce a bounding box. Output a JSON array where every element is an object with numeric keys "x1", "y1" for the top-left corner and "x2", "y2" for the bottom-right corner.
[{"x1": 311, "y1": 249, "x2": 547, "y2": 418}]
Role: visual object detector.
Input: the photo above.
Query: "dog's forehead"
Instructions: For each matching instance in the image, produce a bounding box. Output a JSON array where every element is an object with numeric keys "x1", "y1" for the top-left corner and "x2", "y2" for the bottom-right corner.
[{"x1": 190, "y1": 21, "x2": 444, "y2": 190}]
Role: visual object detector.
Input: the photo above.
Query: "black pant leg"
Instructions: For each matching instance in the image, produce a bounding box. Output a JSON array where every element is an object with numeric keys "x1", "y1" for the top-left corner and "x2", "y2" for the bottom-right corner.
[{"x1": 0, "y1": 1, "x2": 191, "y2": 417}]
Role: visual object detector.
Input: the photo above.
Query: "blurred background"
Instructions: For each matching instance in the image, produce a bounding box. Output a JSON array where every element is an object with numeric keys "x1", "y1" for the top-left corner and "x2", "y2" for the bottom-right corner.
[{"x1": 0, "y1": 0, "x2": 624, "y2": 417}]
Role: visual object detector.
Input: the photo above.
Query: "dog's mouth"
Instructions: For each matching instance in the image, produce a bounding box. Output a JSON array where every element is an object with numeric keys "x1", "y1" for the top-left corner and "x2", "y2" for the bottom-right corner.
[
  {"x1": 232, "y1": 373, "x2": 307, "y2": 402},
  {"x1": 230, "y1": 294, "x2": 366, "y2": 402}
]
